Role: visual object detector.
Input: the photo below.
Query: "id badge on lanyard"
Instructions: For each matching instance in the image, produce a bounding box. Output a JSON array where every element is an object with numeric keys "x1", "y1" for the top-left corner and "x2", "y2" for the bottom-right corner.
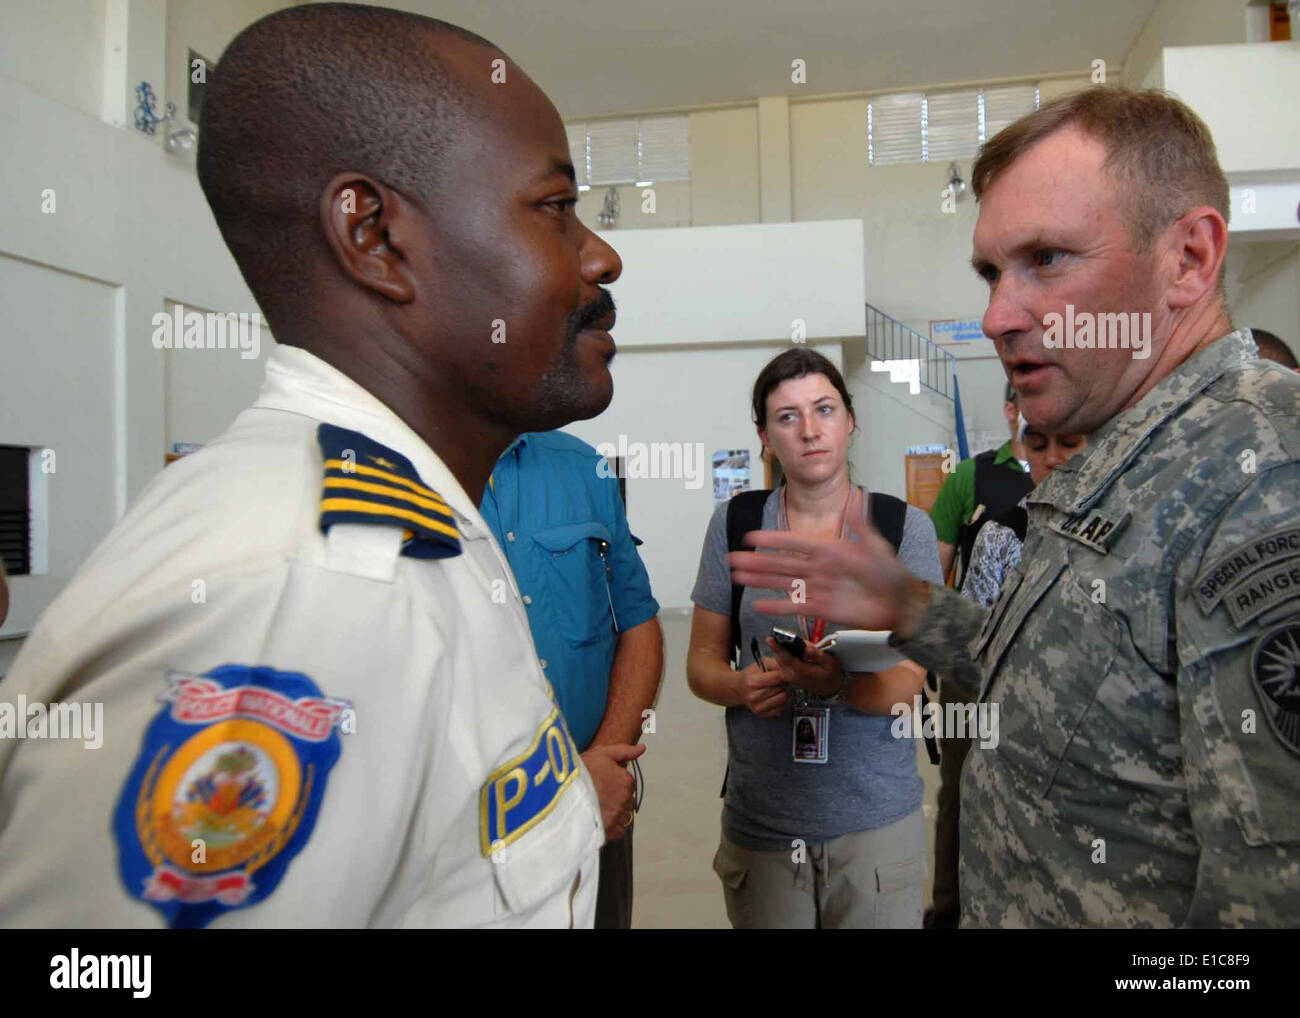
[
  {"x1": 792, "y1": 705, "x2": 830, "y2": 764},
  {"x1": 791, "y1": 613, "x2": 830, "y2": 763},
  {"x1": 779, "y1": 486, "x2": 852, "y2": 767}
]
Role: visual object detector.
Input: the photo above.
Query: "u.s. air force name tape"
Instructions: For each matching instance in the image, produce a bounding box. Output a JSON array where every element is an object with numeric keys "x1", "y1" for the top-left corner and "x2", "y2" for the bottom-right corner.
[
  {"x1": 1195, "y1": 525, "x2": 1300, "y2": 615},
  {"x1": 1048, "y1": 508, "x2": 1130, "y2": 554}
]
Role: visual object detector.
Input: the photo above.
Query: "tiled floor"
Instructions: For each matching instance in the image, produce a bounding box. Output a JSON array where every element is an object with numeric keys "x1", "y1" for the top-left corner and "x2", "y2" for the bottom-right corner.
[{"x1": 631, "y1": 610, "x2": 941, "y2": 929}]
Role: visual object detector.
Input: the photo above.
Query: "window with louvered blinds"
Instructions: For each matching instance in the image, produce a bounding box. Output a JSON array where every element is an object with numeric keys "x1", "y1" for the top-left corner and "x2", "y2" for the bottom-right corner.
[
  {"x1": 868, "y1": 93, "x2": 923, "y2": 166},
  {"x1": 925, "y1": 89, "x2": 980, "y2": 162},
  {"x1": 981, "y1": 84, "x2": 1041, "y2": 143},
  {"x1": 565, "y1": 124, "x2": 589, "y2": 188},
  {"x1": 566, "y1": 115, "x2": 691, "y2": 185},
  {"x1": 869, "y1": 84, "x2": 1039, "y2": 166}
]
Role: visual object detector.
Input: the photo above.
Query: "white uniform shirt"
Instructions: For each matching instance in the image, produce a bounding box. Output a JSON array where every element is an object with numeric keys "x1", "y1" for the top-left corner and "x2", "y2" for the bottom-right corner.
[{"x1": 0, "y1": 345, "x2": 604, "y2": 928}]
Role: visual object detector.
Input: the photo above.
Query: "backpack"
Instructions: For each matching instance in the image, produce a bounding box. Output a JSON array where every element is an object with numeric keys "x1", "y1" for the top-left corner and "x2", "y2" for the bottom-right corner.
[
  {"x1": 721, "y1": 487, "x2": 940, "y2": 774},
  {"x1": 955, "y1": 449, "x2": 1034, "y2": 589}
]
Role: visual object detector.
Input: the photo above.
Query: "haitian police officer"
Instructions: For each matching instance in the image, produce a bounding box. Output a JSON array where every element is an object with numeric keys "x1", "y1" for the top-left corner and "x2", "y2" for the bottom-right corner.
[
  {"x1": 0, "y1": 4, "x2": 623, "y2": 927},
  {"x1": 731, "y1": 87, "x2": 1300, "y2": 927}
]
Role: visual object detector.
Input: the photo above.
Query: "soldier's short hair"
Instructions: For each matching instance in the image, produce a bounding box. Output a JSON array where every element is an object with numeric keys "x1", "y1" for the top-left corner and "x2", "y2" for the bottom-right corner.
[{"x1": 972, "y1": 87, "x2": 1230, "y2": 253}]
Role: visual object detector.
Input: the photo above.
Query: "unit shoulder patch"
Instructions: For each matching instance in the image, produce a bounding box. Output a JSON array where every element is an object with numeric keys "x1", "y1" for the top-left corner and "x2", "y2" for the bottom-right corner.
[
  {"x1": 1195, "y1": 525, "x2": 1300, "y2": 615},
  {"x1": 317, "y1": 422, "x2": 461, "y2": 559},
  {"x1": 1251, "y1": 623, "x2": 1300, "y2": 756},
  {"x1": 113, "y1": 665, "x2": 350, "y2": 928}
]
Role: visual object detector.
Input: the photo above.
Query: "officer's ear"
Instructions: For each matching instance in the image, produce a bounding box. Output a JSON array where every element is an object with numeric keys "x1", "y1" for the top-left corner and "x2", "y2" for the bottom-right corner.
[
  {"x1": 1162, "y1": 204, "x2": 1229, "y2": 312},
  {"x1": 319, "y1": 173, "x2": 417, "y2": 304}
]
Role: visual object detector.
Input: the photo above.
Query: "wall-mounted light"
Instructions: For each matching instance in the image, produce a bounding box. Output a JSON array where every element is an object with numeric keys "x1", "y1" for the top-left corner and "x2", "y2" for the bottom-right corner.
[
  {"x1": 946, "y1": 162, "x2": 968, "y2": 199},
  {"x1": 596, "y1": 186, "x2": 621, "y2": 228},
  {"x1": 165, "y1": 125, "x2": 197, "y2": 155}
]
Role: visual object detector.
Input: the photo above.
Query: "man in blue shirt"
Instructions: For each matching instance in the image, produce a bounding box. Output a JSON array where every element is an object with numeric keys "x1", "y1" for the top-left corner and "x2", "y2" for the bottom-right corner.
[{"x1": 481, "y1": 430, "x2": 663, "y2": 928}]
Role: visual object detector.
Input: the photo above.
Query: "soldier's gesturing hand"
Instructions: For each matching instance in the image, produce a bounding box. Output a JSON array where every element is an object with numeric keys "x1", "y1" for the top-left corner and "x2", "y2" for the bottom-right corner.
[{"x1": 728, "y1": 514, "x2": 927, "y2": 638}]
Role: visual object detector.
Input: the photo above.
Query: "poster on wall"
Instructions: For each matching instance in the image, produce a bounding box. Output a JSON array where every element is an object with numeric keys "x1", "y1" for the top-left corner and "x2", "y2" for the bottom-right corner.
[
  {"x1": 712, "y1": 449, "x2": 751, "y2": 507},
  {"x1": 165, "y1": 442, "x2": 204, "y2": 465}
]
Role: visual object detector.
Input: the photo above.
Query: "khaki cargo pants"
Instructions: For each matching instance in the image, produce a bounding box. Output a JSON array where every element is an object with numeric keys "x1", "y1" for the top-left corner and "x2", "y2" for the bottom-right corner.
[{"x1": 711, "y1": 808, "x2": 926, "y2": 929}]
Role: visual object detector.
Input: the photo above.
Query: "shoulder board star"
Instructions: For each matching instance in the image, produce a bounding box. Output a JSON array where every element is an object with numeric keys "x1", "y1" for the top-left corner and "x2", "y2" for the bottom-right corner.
[{"x1": 316, "y1": 423, "x2": 461, "y2": 559}]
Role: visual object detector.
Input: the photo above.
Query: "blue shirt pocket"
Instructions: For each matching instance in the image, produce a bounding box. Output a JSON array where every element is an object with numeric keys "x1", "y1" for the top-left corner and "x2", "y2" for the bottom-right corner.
[{"x1": 532, "y1": 521, "x2": 617, "y2": 647}]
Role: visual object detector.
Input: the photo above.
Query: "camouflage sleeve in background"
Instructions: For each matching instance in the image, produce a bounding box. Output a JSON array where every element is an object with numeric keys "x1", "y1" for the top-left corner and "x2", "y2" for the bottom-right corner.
[
  {"x1": 889, "y1": 582, "x2": 987, "y2": 700},
  {"x1": 1175, "y1": 460, "x2": 1300, "y2": 928}
]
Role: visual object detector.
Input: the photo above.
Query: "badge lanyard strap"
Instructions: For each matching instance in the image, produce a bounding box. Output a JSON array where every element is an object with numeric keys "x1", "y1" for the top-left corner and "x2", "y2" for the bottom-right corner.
[{"x1": 777, "y1": 484, "x2": 857, "y2": 701}]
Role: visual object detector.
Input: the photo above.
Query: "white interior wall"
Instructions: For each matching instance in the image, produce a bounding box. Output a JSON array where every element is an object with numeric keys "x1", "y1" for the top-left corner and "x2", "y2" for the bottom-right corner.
[
  {"x1": 0, "y1": 2, "x2": 282, "y2": 672},
  {"x1": 1125, "y1": 0, "x2": 1250, "y2": 89},
  {"x1": 0, "y1": 256, "x2": 119, "y2": 642},
  {"x1": 1162, "y1": 42, "x2": 1300, "y2": 175},
  {"x1": 1229, "y1": 243, "x2": 1300, "y2": 347},
  {"x1": 0, "y1": 0, "x2": 108, "y2": 119},
  {"x1": 687, "y1": 106, "x2": 761, "y2": 226}
]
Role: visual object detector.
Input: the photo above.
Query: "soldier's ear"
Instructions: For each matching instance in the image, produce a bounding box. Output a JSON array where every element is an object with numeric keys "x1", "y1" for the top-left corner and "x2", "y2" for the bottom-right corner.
[{"x1": 1163, "y1": 205, "x2": 1228, "y2": 312}]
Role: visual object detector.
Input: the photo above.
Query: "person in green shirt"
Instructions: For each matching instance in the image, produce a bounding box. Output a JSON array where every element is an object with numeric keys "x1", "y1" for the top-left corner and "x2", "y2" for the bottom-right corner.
[
  {"x1": 925, "y1": 381, "x2": 1032, "y2": 929},
  {"x1": 930, "y1": 382, "x2": 1030, "y2": 585}
]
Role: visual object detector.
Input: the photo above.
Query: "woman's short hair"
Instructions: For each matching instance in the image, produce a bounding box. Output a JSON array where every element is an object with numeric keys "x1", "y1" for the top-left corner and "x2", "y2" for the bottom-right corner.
[{"x1": 751, "y1": 347, "x2": 854, "y2": 429}]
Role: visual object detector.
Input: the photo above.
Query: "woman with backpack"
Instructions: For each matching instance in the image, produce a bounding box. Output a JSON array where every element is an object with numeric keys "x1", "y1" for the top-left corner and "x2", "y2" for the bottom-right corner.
[{"x1": 687, "y1": 347, "x2": 942, "y2": 929}]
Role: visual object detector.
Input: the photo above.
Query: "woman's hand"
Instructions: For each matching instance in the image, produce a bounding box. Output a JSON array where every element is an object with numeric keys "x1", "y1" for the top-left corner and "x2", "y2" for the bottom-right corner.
[
  {"x1": 736, "y1": 659, "x2": 789, "y2": 719},
  {"x1": 766, "y1": 637, "x2": 844, "y2": 699}
]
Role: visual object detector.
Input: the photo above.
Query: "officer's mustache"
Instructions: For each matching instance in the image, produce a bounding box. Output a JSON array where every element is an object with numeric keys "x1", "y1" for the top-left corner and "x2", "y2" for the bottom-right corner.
[{"x1": 564, "y1": 288, "x2": 617, "y2": 345}]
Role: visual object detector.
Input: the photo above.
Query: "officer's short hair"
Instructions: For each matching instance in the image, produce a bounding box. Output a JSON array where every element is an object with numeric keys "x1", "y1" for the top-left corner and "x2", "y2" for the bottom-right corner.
[
  {"x1": 197, "y1": 4, "x2": 497, "y2": 316},
  {"x1": 1251, "y1": 328, "x2": 1299, "y2": 369},
  {"x1": 972, "y1": 87, "x2": 1230, "y2": 255}
]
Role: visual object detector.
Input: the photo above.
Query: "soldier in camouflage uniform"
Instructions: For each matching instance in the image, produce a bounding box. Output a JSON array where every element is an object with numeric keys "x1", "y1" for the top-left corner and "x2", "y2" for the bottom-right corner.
[{"x1": 729, "y1": 87, "x2": 1300, "y2": 927}]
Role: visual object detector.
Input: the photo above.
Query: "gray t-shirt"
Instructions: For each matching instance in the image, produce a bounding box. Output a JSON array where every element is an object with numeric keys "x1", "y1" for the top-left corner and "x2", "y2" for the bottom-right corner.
[{"x1": 691, "y1": 487, "x2": 943, "y2": 850}]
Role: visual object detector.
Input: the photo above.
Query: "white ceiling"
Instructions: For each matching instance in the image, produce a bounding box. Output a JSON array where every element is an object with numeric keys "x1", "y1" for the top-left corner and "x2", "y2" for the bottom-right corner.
[{"x1": 384, "y1": 0, "x2": 1160, "y2": 118}]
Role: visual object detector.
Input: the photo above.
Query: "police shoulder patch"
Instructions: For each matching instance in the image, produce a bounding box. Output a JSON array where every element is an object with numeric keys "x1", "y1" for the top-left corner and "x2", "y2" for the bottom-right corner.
[
  {"x1": 317, "y1": 422, "x2": 461, "y2": 559},
  {"x1": 113, "y1": 665, "x2": 350, "y2": 928},
  {"x1": 1252, "y1": 623, "x2": 1300, "y2": 756}
]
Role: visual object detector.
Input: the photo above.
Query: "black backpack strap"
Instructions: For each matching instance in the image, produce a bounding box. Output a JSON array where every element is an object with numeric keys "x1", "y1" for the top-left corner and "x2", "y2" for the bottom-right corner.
[
  {"x1": 865, "y1": 491, "x2": 906, "y2": 552},
  {"x1": 971, "y1": 448, "x2": 998, "y2": 514},
  {"x1": 722, "y1": 489, "x2": 771, "y2": 799},
  {"x1": 990, "y1": 504, "x2": 1029, "y2": 542},
  {"x1": 869, "y1": 491, "x2": 942, "y2": 765},
  {"x1": 726, "y1": 489, "x2": 771, "y2": 667},
  {"x1": 956, "y1": 451, "x2": 997, "y2": 589}
]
